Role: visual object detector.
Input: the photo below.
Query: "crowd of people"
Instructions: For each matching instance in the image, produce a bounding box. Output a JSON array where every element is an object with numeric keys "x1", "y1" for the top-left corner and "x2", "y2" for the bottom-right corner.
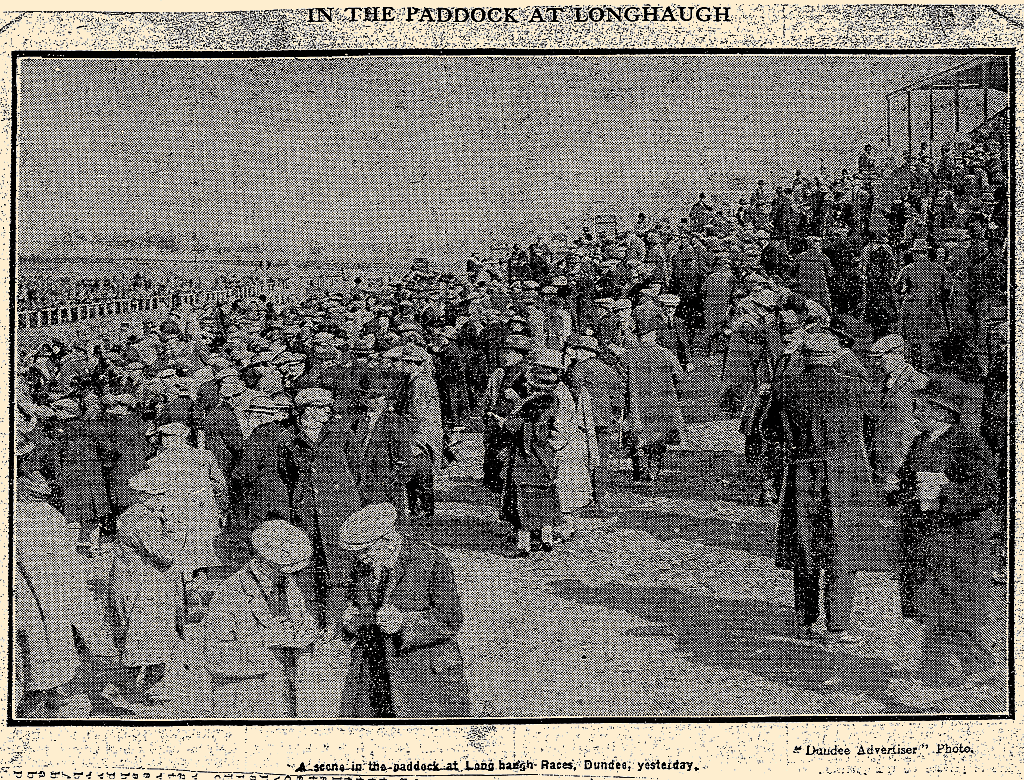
[{"x1": 13, "y1": 124, "x2": 1009, "y2": 719}]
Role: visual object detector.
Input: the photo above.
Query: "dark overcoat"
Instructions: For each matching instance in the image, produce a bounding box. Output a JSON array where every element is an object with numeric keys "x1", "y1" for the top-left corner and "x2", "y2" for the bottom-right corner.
[
  {"x1": 347, "y1": 410, "x2": 413, "y2": 509},
  {"x1": 42, "y1": 417, "x2": 113, "y2": 528},
  {"x1": 793, "y1": 248, "x2": 834, "y2": 312},
  {"x1": 203, "y1": 402, "x2": 244, "y2": 480},
  {"x1": 233, "y1": 420, "x2": 294, "y2": 532},
  {"x1": 893, "y1": 425, "x2": 996, "y2": 632},
  {"x1": 776, "y1": 365, "x2": 883, "y2": 572},
  {"x1": 286, "y1": 420, "x2": 363, "y2": 597},
  {"x1": 156, "y1": 395, "x2": 202, "y2": 440},
  {"x1": 104, "y1": 411, "x2": 153, "y2": 514},
  {"x1": 339, "y1": 541, "x2": 473, "y2": 718},
  {"x1": 624, "y1": 343, "x2": 685, "y2": 444},
  {"x1": 432, "y1": 343, "x2": 469, "y2": 426}
]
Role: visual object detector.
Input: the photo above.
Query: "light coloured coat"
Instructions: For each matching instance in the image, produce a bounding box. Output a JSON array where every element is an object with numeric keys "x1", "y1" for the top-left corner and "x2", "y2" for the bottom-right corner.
[
  {"x1": 109, "y1": 503, "x2": 184, "y2": 668},
  {"x1": 146, "y1": 443, "x2": 226, "y2": 575},
  {"x1": 203, "y1": 562, "x2": 339, "y2": 718},
  {"x1": 14, "y1": 497, "x2": 86, "y2": 691},
  {"x1": 624, "y1": 342, "x2": 686, "y2": 445},
  {"x1": 872, "y1": 363, "x2": 930, "y2": 480},
  {"x1": 551, "y1": 383, "x2": 599, "y2": 513}
]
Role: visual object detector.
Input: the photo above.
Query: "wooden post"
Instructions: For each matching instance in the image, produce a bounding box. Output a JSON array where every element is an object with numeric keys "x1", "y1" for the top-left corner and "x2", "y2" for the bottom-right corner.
[
  {"x1": 929, "y1": 85, "x2": 935, "y2": 149},
  {"x1": 983, "y1": 59, "x2": 990, "y2": 120},
  {"x1": 907, "y1": 90, "x2": 913, "y2": 156},
  {"x1": 886, "y1": 94, "x2": 892, "y2": 148}
]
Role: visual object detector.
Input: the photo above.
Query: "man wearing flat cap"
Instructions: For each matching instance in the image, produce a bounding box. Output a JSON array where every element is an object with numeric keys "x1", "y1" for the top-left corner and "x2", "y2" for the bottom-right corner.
[
  {"x1": 145, "y1": 422, "x2": 226, "y2": 585},
  {"x1": 655, "y1": 292, "x2": 693, "y2": 372},
  {"x1": 274, "y1": 352, "x2": 307, "y2": 394},
  {"x1": 194, "y1": 359, "x2": 232, "y2": 416},
  {"x1": 233, "y1": 396, "x2": 296, "y2": 535},
  {"x1": 204, "y1": 519, "x2": 326, "y2": 718},
  {"x1": 868, "y1": 333, "x2": 929, "y2": 493},
  {"x1": 396, "y1": 343, "x2": 444, "y2": 541},
  {"x1": 566, "y1": 334, "x2": 623, "y2": 505},
  {"x1": 284, "y1": 386, "x2": 363, "y2": 621},
  {"x1": 511, "y1": 288, "x2": 543, "y2": 351},
  {"x1": 346, "y1": 370, "x2": 413, "y2": 514},
  {"x1": 540, "y1": 284, "x2": 573, "y2": 351},
  {"x1": 107, "y1": 470, "x2": 183, "y2": 707},
  {"x1": 201, "y1": 377, "x2": 248, "y2": 513},
  {"x1": 292, "y1": 332, "x2": 341, "y2": 393},
  {"x1": 592, "y1": 297, "x2": 634, "y2": 355},
  {"x1": 623, "y1": 324, "x2": 687, "y2": 481},
  {"x1": 152, "y1": 371, "x2": 201, "y2": 445},
  {"x1": 335, "y1": 502, "x2": 471, "y2": 717},
  {"x1": 631, "y1": 286, "x2": 662, "y2": 342},
  {"x1": 102, "y1": 392, "x2": 152, "y2": 518},
  {"x1": 36, "y1": 395, "x2": 114, "y2": 544},
  {"x1": 792, "y1": 236, "x2": 834, "y2": 314},
  {"x1": 430, "y1": 326, "x2": 469, "y2": 433},
  {"x1": 776, "y1": 331, "x2": 879, "y2": 644}
]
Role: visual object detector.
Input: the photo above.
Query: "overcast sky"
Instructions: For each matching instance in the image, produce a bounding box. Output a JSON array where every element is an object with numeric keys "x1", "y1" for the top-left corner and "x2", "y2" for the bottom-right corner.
[{"x1": 17, "y1": 54, "x2": 999, "y2": 265}]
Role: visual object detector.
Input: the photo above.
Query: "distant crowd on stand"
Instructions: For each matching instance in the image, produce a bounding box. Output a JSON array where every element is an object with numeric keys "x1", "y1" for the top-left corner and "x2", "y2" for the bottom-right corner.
[{"x1": 17, "y1": 271, "x2": 293, "y2": 310}]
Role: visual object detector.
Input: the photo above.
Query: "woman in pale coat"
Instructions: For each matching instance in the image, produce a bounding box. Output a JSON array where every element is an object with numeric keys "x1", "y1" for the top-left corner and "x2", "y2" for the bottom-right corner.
[
  {"x1": 551, "y1": 367, "x2": 599, "y2": 541},
  {"x1": 109, "y1": 472, "x2": 184, "y2": 702},
  {"x1": 14, "y1": 469, "x2": 88, "y2": 717}
]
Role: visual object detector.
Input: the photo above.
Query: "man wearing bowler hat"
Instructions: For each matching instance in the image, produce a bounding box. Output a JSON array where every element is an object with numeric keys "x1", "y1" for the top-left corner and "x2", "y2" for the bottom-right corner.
[{"x1": 891, "y1": 377, "x2": 997, "y2": 686}]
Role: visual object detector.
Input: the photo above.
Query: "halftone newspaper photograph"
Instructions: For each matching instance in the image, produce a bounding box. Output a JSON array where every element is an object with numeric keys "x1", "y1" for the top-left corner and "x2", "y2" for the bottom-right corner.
[{"x1": 4, "y1": 7, "x2": 1016, "y2": 733}]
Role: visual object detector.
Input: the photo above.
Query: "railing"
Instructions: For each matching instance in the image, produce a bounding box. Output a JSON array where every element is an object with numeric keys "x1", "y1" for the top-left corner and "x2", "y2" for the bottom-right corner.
[{"x1": 16, "y1": 284, "x2": 298, "y2": 330}]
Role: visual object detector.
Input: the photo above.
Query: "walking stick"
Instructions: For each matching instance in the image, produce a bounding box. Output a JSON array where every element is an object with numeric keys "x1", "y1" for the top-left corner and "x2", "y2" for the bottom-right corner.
[{"x1": 720, "y1": 329, "x2": 731, "y2": 381}]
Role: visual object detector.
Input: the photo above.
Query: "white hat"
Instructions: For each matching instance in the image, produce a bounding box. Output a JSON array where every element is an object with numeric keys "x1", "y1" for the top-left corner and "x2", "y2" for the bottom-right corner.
[
  {"x1": 335, "y1": 503, "x2": 399, "y2": 550},
  {"x1": 251, "y1": 520, "x2": 313, "y2": 573},
  {"x1": 157, "y1": 422, "x2": 191, "y2": 437}
]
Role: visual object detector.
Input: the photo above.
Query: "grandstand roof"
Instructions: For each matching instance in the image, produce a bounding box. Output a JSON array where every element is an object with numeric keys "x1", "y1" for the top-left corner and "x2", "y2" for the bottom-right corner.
[{"x1": 888, "y1": 56, "x2": 1008, "y2": 96}]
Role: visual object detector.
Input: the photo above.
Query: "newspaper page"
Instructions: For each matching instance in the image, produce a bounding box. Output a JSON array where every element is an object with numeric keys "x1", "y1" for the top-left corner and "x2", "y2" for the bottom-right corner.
[{"x1": 2, "y1": 2, "x2": 1019, "y2": 776}]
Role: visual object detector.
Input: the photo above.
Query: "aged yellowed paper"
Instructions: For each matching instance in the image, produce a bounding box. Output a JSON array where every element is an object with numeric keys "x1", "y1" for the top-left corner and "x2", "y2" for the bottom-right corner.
[{"x1": 1, "y1": 3, "x2": 1019, "y2": 776}]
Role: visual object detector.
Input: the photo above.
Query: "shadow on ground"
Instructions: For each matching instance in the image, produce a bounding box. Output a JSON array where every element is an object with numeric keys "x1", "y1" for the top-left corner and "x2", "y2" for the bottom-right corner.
[
  {"x1": 613, "y1": 507, "x2": 778, "y2": 558},
  {"x1": 546, "y1": 578, "x2": 911, "y2": 706}
]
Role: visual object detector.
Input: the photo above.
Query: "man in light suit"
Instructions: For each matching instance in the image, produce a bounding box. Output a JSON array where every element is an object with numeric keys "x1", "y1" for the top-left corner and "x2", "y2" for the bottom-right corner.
[
  {"x1": 203, "y1": 519, "x2": 329, "y2": 718},
  {"x1": 868, "y1": 333, "x2": 929, "y2": 493}
]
